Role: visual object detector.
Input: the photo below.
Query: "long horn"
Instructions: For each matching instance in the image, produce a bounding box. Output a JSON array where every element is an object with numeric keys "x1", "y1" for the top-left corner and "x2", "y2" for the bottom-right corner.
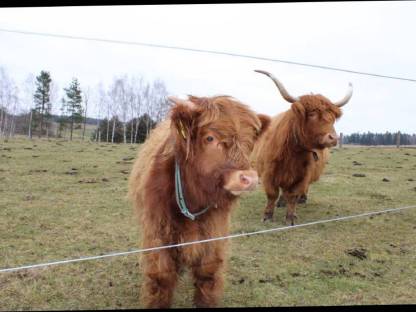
[
  {"x1": 333, "y1": 82, "x2": 353, "y2": 107},
  {"x1": 254, "y1": 70, "x2": 299, "y2": 103}
]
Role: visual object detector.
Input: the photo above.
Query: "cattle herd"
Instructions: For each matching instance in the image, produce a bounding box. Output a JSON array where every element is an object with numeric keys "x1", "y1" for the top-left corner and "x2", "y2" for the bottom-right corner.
[{"x1": 128, "y1": 70, "x2": 353, "y2": 308}]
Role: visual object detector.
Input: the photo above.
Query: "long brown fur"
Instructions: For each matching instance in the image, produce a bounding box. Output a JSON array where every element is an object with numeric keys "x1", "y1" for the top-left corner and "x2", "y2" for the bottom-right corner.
[
  {"x1": 252, "y1": 94, "x2": 342, "y2": 224},
  {"x1": 128, "y1": 95, "x2": 269, "y2": 308}
]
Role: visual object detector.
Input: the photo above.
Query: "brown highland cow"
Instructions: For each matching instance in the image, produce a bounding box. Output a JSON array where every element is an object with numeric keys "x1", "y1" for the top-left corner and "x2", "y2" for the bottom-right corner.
[
  {"x1": 276, "y1": 138, "x2": 331, "y2": 207},
  {"x1": 128, "y1": 95, "x2": 270, "y2": 308},
  {"x1": 252, "y1": 70, "x2": 352, "y2": 225}
]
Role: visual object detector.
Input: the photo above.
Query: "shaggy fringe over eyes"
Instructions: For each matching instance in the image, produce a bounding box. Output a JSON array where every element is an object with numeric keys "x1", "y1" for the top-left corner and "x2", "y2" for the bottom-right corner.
[
  {"x1": 188, "y1": 95, "x2": 221, "y2": 129},
  {"x1": 298, "y1": 94, "x2": 343, "y2": 120},
  {"x1": 188, "y1": 95, "x2": 262, "y2": 134}
]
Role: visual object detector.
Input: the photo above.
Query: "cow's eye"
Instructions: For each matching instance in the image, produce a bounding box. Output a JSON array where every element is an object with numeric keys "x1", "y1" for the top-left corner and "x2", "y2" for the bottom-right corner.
[
  {"x1": 307, "y1": 112, "x2": 318, "y2": 119},
  {"x1": 206, "y1": 136, "x2": 214, "y2": 142}
]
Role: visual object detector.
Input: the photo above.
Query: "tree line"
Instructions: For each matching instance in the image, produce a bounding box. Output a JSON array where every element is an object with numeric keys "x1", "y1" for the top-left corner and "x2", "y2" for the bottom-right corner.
[
  {"x1": 0, "y1": 66, "x2": 170, "y2": 143},
  {"x1": 4, "y1": 65, "x2": 414, "y2": 146},
  {"x1": 343, "y1": 132, "x2": 416, "y2": 146}
]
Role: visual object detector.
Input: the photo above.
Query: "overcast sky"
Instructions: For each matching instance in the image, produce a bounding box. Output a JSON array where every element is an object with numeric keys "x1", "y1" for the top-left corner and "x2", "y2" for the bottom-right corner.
[{"x1": 0, "y1": 2, "x2": 415, "y2": 134}]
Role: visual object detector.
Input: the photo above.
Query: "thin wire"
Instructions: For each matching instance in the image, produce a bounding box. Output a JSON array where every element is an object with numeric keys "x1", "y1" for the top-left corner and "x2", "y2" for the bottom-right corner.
[
  {"x1": 1, "y1": 28, "x2": 416, "y2": 83},
  {"x1": 1, "y1": 204, "x2": 415, "y2": 274}
]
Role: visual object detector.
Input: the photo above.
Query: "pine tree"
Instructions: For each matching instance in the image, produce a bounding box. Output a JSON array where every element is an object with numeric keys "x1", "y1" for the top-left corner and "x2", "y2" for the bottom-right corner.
[
  {"x1": 33, "y1": 71, "x2": 52, "y2": 137},
  {"x1": 63, "y1": 78, "x2": 83, "y2": 141}
]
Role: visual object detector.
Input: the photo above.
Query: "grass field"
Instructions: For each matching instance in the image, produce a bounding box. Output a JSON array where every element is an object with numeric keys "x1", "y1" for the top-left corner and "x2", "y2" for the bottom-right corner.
[{"x1": 1, "y1": 137, "x2": 416, "y2": 309}]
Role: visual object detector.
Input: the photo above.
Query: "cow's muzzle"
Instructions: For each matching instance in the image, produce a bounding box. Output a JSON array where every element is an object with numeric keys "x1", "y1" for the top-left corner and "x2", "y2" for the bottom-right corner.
[
  {"x1": 223, "y1": 170, "x2": 259, "y2": 195},
  {"x1": 321, "y1": 132, "x2": 339, "y2": 147}
]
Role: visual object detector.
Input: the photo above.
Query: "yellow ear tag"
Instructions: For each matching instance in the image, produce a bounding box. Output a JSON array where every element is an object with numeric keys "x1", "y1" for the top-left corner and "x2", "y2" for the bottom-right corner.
[{"x1": 178, "y1": 120, "x2": 187, "y2": 139}]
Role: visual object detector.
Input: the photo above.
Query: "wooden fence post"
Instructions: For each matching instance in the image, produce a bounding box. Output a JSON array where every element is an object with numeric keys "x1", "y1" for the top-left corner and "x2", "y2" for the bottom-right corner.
[{"x1": 339, "y1": 132, "x2": 343, "y2": 148}]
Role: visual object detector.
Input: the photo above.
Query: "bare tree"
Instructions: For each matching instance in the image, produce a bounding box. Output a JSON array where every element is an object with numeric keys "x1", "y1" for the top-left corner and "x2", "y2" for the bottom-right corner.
[
  {"x1": 108, "y1": 78, "x2": 121, "y2": 144},
  {"x1": 0, "y1": 67, "x2": 11, "y2": 139},
  {"x1": 127, "y1": 76, "x2": 136, "y2": 144},
  {"x1": 82, "y1": 86, "x2": 91, "y2": 141},
  {"x1": 139, "y1": 79, "x2": 169, "y2": 139},
  {"x1": 132, "y1": 76, "x2": 144, "y2": 143},
  {"x1": 95, "y1": 82, "x2": 106, "y2": 143},
  {"x1": 0, "y1": 68, "x2": 6, "y2": 139},
  {"x1": 127, "y1": 75, "x2": 143, "y2": 144},
  {"x1": 0, "y1": 67, "x2": 20, "y2": 140},
  {"x1": 7, "y1": 87, "x2": 19, "y2": 139},
  {"x1": 105, "y1": 86, "x2": 111, "y2": 143},
  {"x1": 118, "y1": 76, "x2": 129, "y2": 144},
  {"x1": 141, "y1": 82, "x2": 152, "y2": 139},
  {"x1": 23, "y1": 73, "x2": 36, "y2": 139},
  {"x1": 151, "y1": 79, "x2": 170, "y2": 123}
]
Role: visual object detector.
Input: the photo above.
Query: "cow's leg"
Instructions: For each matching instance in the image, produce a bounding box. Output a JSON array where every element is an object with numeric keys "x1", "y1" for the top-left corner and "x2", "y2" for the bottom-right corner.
[
  {"x1": 277, "y1": 192, "x2": 306, "y2": 207},
  {"x1": 298, "y1": 193, "x2": 308, "y2": 204},
  {"x1": 298, "y1": 184, "x2": 309, "y2": 204},
  {"x1": 191, "y1": 248, "x2": 225, "y2": 308},
  {"x1": 283, "y1": 170, "x2": 312, "y2": 225},
  {"x1": 141, "y1": 249, "x2": 179, "y2": 308},
  {"x1": 263, "y1": 188, "x2": 279, "y2": 222},
  {"x1": 282, "y1": 190, "x2": 300, "y2": 226}
]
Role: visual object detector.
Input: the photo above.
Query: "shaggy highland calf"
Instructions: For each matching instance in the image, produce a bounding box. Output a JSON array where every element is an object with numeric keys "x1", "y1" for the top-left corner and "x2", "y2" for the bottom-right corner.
[
  {"x1": 128, "y1": 95, "x2": 270, "y2": 308},
  {"x1": 252, "y1": 70, "x2": 352, "y2": 225}
]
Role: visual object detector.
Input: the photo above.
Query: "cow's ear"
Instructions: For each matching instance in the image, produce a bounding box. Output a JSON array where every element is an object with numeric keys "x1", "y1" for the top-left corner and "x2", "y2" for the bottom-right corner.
[
  {"x1": 169, "y1": 97, "x2": 200, "y2": 160},
  {"x1": 291, "y1": 101, "x2": 306, "y2": 121},
  {"x1": 256, "y1": 114, "x2": 271, "y2": 137}
]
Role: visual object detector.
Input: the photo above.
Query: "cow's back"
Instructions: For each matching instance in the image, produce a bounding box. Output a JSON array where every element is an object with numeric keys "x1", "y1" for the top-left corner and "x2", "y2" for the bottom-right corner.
[
  {"x1": 128, "y1": 120, "x2": 173, "y2": 211},
  {"x1": 251, "y1": 111, "x2": 286, "y2": 177}
]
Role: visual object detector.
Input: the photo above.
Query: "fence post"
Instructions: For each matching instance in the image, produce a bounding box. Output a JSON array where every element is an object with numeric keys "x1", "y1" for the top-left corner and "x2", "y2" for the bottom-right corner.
[
  {"x1": 396, "y1": 131, "x2": 401, "y2": 148},
  {"x1": 339, "y1": 132, "x2": 343, "y2": 148}
]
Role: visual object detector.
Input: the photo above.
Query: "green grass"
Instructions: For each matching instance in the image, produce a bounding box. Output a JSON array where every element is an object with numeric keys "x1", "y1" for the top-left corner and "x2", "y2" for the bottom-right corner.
[{"x1": 0, "y1": 137, "x2": 416, "y2": 309}]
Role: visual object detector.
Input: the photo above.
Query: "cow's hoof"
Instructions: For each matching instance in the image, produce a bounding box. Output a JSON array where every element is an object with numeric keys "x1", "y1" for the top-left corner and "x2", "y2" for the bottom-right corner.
[
  {"x1": 285, "y1": 214, "x2": 298, "y2": 226},
  {"x1": 263, "y1": 212, "x2": 274, "y2": 222}
]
